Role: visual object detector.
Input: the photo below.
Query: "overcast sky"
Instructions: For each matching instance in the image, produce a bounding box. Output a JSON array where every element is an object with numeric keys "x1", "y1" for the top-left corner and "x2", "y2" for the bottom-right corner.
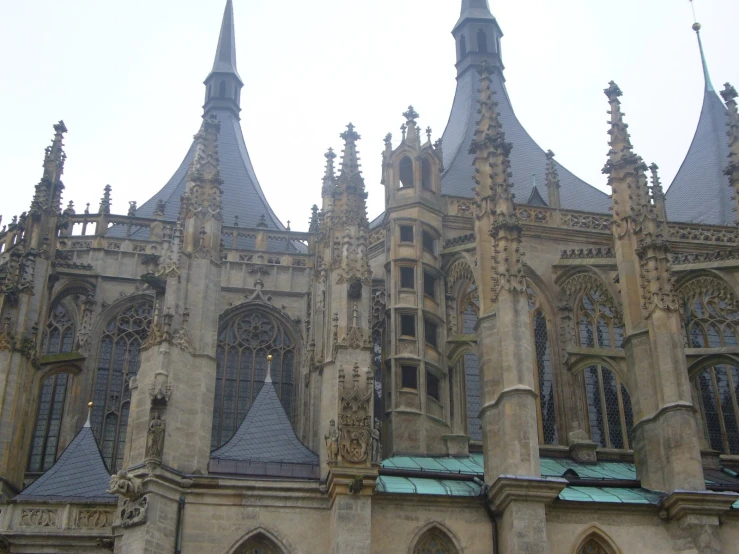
[{"x1": 1, "y1": 0, "x2": 737, "y2": 231}]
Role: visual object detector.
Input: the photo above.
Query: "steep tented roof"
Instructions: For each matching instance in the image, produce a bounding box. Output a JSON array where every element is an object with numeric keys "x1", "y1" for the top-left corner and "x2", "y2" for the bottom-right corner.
[
  {"x1": 441, "y1": 69, "x2": 611, "y2": 212},
  {"x1": 210, "y1": 370, "x2": 318, "y2": 478},
  {"x1": 665, "y1": 26, "x2": 730, "y2": 225},
  {"x1": 16, "y1": 423, "x2": 114, "y2": 503}
]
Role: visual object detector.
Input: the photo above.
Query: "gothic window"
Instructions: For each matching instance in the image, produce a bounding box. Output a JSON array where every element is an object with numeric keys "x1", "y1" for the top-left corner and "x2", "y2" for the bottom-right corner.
[
  {"x1": 402, "y1": 365, "x2": 418, "y2": 390},
  {"x1": 235, "y1": 534, "x2": 283, "y2": 554},
  {"x1": 399, "y1": 156, "x2": 414, "y2": 187},
  {"x1": 692, "y1": 364, "x2": 739, "y2": 454},
  {"x1": 91, "y1": 301, "x2": 153, "y2": 472},
  {"x1": 211, "y1": 310, "x2": 296, "y2": 450},
  {"x1": 424, "y1": 271, "x2": 437, "y2": 300},
  {"x1": 27, "y1": 372, "x2": 70, "y2": 473},
  {"x1": 422, "y1": 158, "x2": 432, "y2": 189},
  {"x1": 459, "y1": 35, "x2": 467, "y2": 58},
  {"x1": 477, "y1": 29, "x2": 488, "y2": 53},
  {"x1": 528, "y1": 289, "x2": 557, "y2": 445},
  {"x1": 400, "y1": 266, "x2": 415, "y2": 289},
  {"x1": 413, "y1": 528, "x2": 458, "y2": 554},
  {"x1": 399, "y1": 225, "x2": 414, "y2": 243},
  {"x1": 578, "y1": 537, "x2": 609, "y2": 554},
  {"x1": 576, "y1": 288, "x2": 624, "y2": 349},
  {"x1": 583, "y1": 365, "x2": 634, "y2": 449},
  {"x1": 462, "y1": 351, "x2": 481, "y2": 441},
  {"x1": 42, "y1": 302, "x2": 75, "y2": 355},
  {"x1": 678, "y1": 277, "x2": 739, "y2": 348},
  {"x1": 459, "y1": 284, "x2": 479, "y2": 335}
]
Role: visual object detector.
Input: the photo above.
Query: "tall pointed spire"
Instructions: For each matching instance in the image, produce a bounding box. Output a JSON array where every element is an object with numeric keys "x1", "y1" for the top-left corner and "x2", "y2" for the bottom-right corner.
[
  {"x1": 333, "y1": 124, "x2": 368, "y2": 227},
  {"x1": 322, "y1": 148, "x2": 337, "y2": 198},
  {"x1": 692, "y1": 23, "x2": 714, "y2": 92},
  {"x1": 203, "y1": 0, "x2": 243, "y2": 115}
]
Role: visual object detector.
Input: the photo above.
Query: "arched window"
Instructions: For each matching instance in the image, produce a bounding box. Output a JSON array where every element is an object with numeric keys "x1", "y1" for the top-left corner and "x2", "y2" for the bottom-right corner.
[
  {"x1": 43, "y1": 303, "x2": 75, "y2": 355},
  {"x1": 462, "y1": 351, "x2": 481, "y2": 441},
  {"x1": 578, "y1": 537, "x2": 611, "y2": 554},
  {"x1": 528, "y1": 288, "x2": 557, "y2": 445},
  {"x1": 212, "y1": 309, "x2": 296, "y2": 449},
  {"x1": 692, "y1": 364, "x2": 739, "y2": 454},
  {"x1": 459, "y1": 35, "x2": 467, "y2": 58},
  {"x1": 421, "y1": 158, "x2": 432, "y2": 189},
  {"x1": 477, "y1": 29, "x2": 488, "y2": 53},
  {"x1": 413, "y1": 528, "x2": 458, "y2": 554},
  {"x1": 235, "y1": 534, "x2": 283, "y2": 554},
  {"x1": 577, "y1": 288, "x2": 624, "y2": 348},
  {"x1": 91, "y1": 301, "x2": 153, "y2": 472},
  {"x1": 399, "y1": 156, "x2": 414, "y2": 187},
  {"x1": 27, "y1": 372, "x2": 70, "y2": 473},
  {"x1": 234, "y1": 85, "x2": 239, "y2": 100},
  {"x1": 678, "y1": 277, "x2": 739, "y2": 348},
  {"x1": 219, "y1": 80, "x2": 227, "y2": 97},
  {"x1": 583, "y1": 365, "x2": 634, "y2": 449}
]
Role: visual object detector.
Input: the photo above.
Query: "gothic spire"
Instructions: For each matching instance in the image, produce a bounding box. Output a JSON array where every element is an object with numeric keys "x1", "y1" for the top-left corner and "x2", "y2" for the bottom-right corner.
[
  {"x1": 208, "y1": 0, "x2": 241, "y2": 83},
  {"x1": 30, "y1": 121, "x2": 67, "y2": 216},
  {"x1": 334, "y1": 124, "x2": 368, "y2": 226},
  {"x1": 457, "y1": 0, "x2": 495, "y2": 27},
  {"x1": 692, "y1": 23, "x2": 714, "y2": 93},
  {"x1": 203, "y1": 0, "x2": 243, "y2": 115}
]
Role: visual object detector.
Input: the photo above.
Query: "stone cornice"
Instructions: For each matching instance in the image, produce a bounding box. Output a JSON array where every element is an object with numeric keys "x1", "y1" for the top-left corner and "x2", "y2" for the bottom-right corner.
[
  {"x1": 659, "y1": 490, "x2": 738, "y2": 521},
  {"x1": 486, "y1": 476, "x2": 568, "y2": 514}
]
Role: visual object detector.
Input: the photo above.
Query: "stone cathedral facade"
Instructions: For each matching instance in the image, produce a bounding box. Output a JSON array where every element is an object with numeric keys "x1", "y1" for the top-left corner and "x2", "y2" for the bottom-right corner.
[{"x1": 2, "y1": 0, "x2": 739, "y2": 552}]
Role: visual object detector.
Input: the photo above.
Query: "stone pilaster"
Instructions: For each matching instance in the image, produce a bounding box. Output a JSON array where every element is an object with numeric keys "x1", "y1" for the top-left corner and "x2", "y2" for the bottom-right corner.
[{"x1": 603, "y1": 82, "x2": 704, "y2": 493}]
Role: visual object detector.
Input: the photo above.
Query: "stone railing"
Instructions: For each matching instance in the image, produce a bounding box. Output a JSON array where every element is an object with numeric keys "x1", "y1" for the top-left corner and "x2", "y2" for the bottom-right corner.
[
  {"x1": 2, "y1": 503, "x2": 115, "y2": 532},
  {"x1": 443, "y1": 233, "x2": 475, "y2": 250},
  {"x1": 560, "y1": 247, "x2": 615, "y2": 260}
]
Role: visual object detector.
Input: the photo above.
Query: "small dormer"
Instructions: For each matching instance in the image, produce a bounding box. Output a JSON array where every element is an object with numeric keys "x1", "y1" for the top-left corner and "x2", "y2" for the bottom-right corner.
[{"x1": 382, "y1": 106, "x2": 444, "y2": 209}]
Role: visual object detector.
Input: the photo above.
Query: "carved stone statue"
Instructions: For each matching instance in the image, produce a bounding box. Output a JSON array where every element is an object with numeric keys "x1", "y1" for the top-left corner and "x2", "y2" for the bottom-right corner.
[
  {"x1": 106, "y1": 470, "x2": 142, "y2": 500},
  {"x1": 325, "y1": 419, "x2": 339, "y2": 462},
  {"x1": 371, "y1": 418, "x2": 382, "y2": 463},
  {"x1": 145, "y1": 411, "x2": 165, "y2": 463}
]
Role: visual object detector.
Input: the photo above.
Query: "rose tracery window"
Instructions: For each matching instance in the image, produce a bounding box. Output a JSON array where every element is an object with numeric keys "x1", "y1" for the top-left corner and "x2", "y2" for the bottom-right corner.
[
  {"x1": 91, "y1": 301, "x2": 153, "y2": 472},
  {"x1": 413, "y1": 528, "x2": 458, "y2": 554},
  {"x1": 211, "y1": 310, "x2": 296, "y2": 450},
  {"x1": 528, "y1": 288, "x2": 558, "y2": 445},
  {"x1": 692, "y1": 364, "x2": 739, "y2": 454},
  {"x1": 583, "y1": 365, "x2": 634, "y2": 449},
  {"x1": 679, "y1": 278, "x2": 739, "y2": 348}
]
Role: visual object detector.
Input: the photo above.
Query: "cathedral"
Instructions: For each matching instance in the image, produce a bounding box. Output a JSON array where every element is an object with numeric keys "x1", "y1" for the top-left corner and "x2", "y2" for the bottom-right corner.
[{"x1": 2, "y1": 0, "x2": 739, "y2": 552}]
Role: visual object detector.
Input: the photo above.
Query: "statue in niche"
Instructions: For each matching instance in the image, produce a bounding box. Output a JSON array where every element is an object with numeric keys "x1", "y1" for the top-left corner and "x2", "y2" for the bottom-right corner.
[
  {"x1": 325, "y1": 419, "x2": 339, "y2": 462},
  {"x1": 371, "y1": 418, "x2": 382, "y2": 463},
  {"x1": 145, "y1": 411, "x2": 165, "y2": 463}
]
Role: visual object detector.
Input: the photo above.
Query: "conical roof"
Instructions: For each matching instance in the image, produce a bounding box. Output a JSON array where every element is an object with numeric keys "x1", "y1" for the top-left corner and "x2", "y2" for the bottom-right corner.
[
  {"x1": 665, "y1": 25, "x2": 730, "y2": 225},
  {"x1": 17, "y1": 423, "x2": 114, "y2": 503},
  {"x1": 210, "y1": 371, "x2": 318, "y2": 478}
]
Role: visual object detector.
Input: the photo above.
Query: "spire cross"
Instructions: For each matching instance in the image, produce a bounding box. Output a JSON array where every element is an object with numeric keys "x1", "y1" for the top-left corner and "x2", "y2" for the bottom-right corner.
[
  {"x1": 401, "y1": 123, "x2": 407, "y2": 141},
  {"x1": 403, "y1": 105, "x2": 419, "y2": 122},
  {"x1": 426, "y1": 127, "x2": 432, "y2": 142}
]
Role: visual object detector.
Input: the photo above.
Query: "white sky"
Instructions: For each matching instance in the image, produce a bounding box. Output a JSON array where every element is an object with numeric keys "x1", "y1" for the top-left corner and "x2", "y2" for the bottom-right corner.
[{"x1": 1, "y1": 0, "x2": 737, "y2": 232}]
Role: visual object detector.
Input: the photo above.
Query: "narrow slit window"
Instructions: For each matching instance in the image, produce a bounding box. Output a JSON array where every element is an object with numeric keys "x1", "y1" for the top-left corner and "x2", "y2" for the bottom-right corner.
[
  {"x1": 425, "y1": 319, "x2": 438, "y2": 349},
  {"x1": 422, "y1": 230, "x2": 435, "y2": 254},
  {"x1": 427, "y1": 371, "x2": 440, "y2": 401},
  {"x1": 424, "y1": 271, "x2": 436, "y2": 300},
  {"x1": 399, "y1": 225, "x2": 414, "y2": 243}
]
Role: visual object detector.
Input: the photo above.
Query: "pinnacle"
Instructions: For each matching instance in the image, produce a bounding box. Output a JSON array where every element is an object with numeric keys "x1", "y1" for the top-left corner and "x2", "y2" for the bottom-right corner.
[
  {"x1": 403, "y1": 105, "x2": 419, "y2": 122},
  {"x1": 604, "y1": 81, "x2": 623, "y2": 100},
  {"x1": 209, "y1": 0, "x2": 241, "y2": 81},
  {"x1": 721, "y1": 83, "x2": 738, "y2": 103}
]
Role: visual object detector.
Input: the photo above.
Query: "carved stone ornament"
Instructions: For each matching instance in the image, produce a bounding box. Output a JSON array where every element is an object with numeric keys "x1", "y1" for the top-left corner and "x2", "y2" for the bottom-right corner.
[
  {"x1": 119, "y1": 495, "x2": 148, "y2": 528},
  {"x1": 107, "y1": 470, "x2": 142, "y2": 500},
  {"x1": 77, "y1": 509, "x2": 114, "y2": 529},
  {"x1": 325, "y1": 419, "x2": 339, "y2": 463},
  {"x1": 148, "y1": 372, "x2": 173, "y2": 403},
  {"x1": 145, "y1": 411, "x2": 166, "y2": 464},
  {"x1": 20, "y1": 508, "x2": 58, "y2": 527},
  {"x1": 336, "y1": 363, "x2": 374, "y2": 465}
]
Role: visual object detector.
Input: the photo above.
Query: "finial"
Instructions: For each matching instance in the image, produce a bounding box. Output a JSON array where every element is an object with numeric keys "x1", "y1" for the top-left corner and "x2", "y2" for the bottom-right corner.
[
  {"x1": 99, "y1": 185, "x2": 112, "y2": 214},
  {"x1": 287, "y1": 220, "x2": 291, "y2": 231},
  {"x1": 604, "y1": 81, "x2": 623, "y2": 100},
  {"x1": 721, "y1": 83, "x2": 738, "y2": 103},
  {"x1": 401, "y1": 123, "x2": 407, "y2": 141},
  {"x1": 690, "y1": 12, "x2": 715, "y2": 92},
  {"x1": 341, "y1": 123, "x2": 360, "y2": 143},
  {"x1": 64, "y1": 201, "x2": 76, "y2": 216},
  {"x1": 257, "y1": 214, "x2": 268, "y2": 228},
  {"x1": 426, "y1": 126, "x2": 432, "y2": 142},
  {"x1": 84, "y1": 203, "x2": 90, "y2": 215},
  {"x1": 266, "y1": 354, "x2": 273, "y2": 383},
  {"x1": 309, "y1": 204, "x2": 319, "y2": 233},
  {"x1": 403, "y1": 105, "x2": 419, "y2": 122},
  {"x1": 384, "y1": 133, "x2": 393, "y2": 149},
  {"x1": 85, "y1": 402, "x2": 93, "y2": 428},
  {"x1": 127, "y1": 201, "x2": 137, "y2": 216},
  {"x1": 546, "y1": 149, "x2": 555, "y2": 160}
]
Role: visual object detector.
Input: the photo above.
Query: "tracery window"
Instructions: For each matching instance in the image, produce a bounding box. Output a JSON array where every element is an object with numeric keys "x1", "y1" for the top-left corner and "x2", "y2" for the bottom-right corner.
[
  {"x1": 462, "y1": 351, "x2": 481, "y2": 441},
  {"x1": 692, "y1": 364, "x2": 739, "y2": 454},
  {"x1": 528, "y1": 288, "x2": 557, "y2": 445},
  {"x1": 91, "y1": 301, "x2": 153, "y2": 472},
  {"x1": 577, "y1": 289, "x2": 624, "y2": 349},
  {"x1": 413, "y1": 528, "x2": 458, "y2": 554},
  {"x1": 42, "y1": 303, "x2": 75, "y2": 355},
  {"x1": 27, "y1": 372, "x2": 70, "y2": 473},
  {"x1": 679, "y1": 277, "x2": 739, "y2": 348},
  {"x1": 578, "y1": 538, "x2": 609, "y2": 554},
  {"x1": 211, "y1": 310, "x2": 296, "y2": 450},
  {"x1": 235, "y1": 535, "x2": 282, "y2": 554},
  {"x1": 583, "y1": 365, "x2": 634, "y2": 449},
  {"x1": 460, "y1": 285, "x2": 479, "y2": 335}
]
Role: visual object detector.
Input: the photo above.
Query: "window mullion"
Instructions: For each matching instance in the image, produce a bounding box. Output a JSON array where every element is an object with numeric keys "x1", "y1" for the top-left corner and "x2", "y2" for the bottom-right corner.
[
  {"x1": 709, "y1": 367, "x2": 730, "y2": 454},
  {"x1": 597, "y1": 366, "x2": 610, "y2": 449}
]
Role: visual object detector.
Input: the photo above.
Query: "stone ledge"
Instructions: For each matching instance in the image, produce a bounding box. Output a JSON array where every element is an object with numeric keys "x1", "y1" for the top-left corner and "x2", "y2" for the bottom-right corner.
[
  {"x1": 659, "y1": 490, "x2": 739, "y2": 521},
  {"x1": 326, "y1": 467, "x2": 379, "y2": 501},
  {"x1": 486, "y1": 475, "x2": 568, "y2": 514}
]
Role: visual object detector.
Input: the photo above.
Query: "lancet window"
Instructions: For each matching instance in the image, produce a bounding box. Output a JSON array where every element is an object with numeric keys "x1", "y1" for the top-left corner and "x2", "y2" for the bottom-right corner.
[
  {"x1": 91, "y1": 300, "x2": 153, "y2": 472},
  {"x1": 42, "y1": 302, "x2": 75, "y2": 355},
  {"x1": 27, "y1": 372, "x2": 70, "y2": 473},
  {"x1": 211, "y1": 309, "x2": 296, "y2": 450},
  {"x1": 583, "y1": 365, "x2": 634, "y2": 449},
  {"x1": 413, "y1": 528, "x2": 458, "y2": 554},
  {"x1": 692, "y1": 364, "x2": 739, "y2": 454},
  {"x1": 372, "y1": 287, "x2": 387, "y2": 422},
  {"x1": 678, "y1": 277, "x2": 739, "y2": 348},
  {"x1": 578, "y1": 538, "x2": 609, "y2": 554},
  {"x1": 528, "y1": 288, "x2": 557, "y2": 445},
  {"x1": 235, "y1": 534, "x2": 283, "y2": 554}
]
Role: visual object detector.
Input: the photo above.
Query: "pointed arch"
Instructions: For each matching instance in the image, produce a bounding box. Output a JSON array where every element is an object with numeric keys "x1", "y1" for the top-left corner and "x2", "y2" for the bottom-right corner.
[
  {"x1": 409, "y1": 522, "x2": 462, "y2": 554},
  {"x1": 572, "y1": 526, "x2": 622, "y2": 554},
  {"x1": 527, "y1": 283, "x2": 558, "y2": 445},
  {"x1": 227, "y1": 527, "x2": 291, "y2": 554},
  {"x1": 446, "y1": 257, "x2": 477, "y2": 336},
  {"x1": 212, "y1": 303, "x2": 301, "y2": 449},
  {"x1": 399, "y1": 156, "x2": 414, "y2": 187},
  {"x1": 676, "y1": 274, "x2": 739, "y2": 348}
]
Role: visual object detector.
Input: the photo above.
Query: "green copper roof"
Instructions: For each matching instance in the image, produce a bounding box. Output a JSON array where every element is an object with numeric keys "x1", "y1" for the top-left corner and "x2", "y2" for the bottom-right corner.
[
  {"x1": 376, "y1": 476, "x2": 480, "y2": 497},
  {"x1": 559, "y1": 486, "x2": 659, "y2": 505}
]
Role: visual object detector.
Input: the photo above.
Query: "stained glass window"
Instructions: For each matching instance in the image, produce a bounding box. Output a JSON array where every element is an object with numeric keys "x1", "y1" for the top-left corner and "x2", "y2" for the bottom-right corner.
[
  {"x1": 414, "y1": 529, "x2": 458, "y2": 554},
  {"x1": 578, "y1": 538, "x2": 609, "y2": 554},
  {"x1": 527, "y1": 288, "x2": 558, "y2": 444},
  {"x1": 693, "y1": 365, "x2": 739, "y2": 454},
  {"x1": 235, "y1": 535, "x2": 282, "y2": 554},
  {"x1": 42, "y1": 303, "x2": 75, "y2": 355},
  {"x1": 211, "y1": 310, "x2": 296, "y2": 450},
  {"x1": 91, "y1": 301, "x2": 153, "y2": 472},
  {"x1": 27, "y1": 372, "x2": 69, "y2": 473},
  {"x1": 679, "y1": 279, "x2": 739, "y2": 348},
  {"x1": 583, "y1": 365, "x2": 633, "y2": 449},
  {"x1": 463, "y1": 352, "x2": 481, "y2": 441}
]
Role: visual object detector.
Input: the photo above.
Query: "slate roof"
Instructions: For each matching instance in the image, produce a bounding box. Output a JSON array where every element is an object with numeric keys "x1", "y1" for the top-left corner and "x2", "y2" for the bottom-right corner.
[
  {"x1": 665, "y1": 31, "x2": 730, "y2": 225},
  {"x1": 210, "y1": 372, "x2": 318, "y2": 478},
  {"x1": 16, "y1": 424, "x2": 115, "y2": 504},
  {"x1": 441, "y1": 66, "x2": 611, "y2": 213}
]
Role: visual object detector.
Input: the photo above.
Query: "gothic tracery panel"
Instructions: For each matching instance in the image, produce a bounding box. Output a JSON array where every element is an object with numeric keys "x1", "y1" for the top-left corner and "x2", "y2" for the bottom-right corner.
[
  {"x1": 413, "y1": 528, "x2": 458, "y2": 554},
  {"x1": 560, "y1": 273, "x2": 624, "y2": 349},
  {"x1": 678, "y1": 276, "x2": 739, "y2": 348},
  {"x1": 42, "y1": 302, "x2": 75, "y2": 355},
  {"x1": 211, "y1": 309, "x2": 296, "y2": 449},
  {"x1": 528, "y1": 288, "x2": 558, "y2": 445},
  {"x1": 91, "y1": 300, "x2": 153, "y2": 472},
  {"x1": 27, "y1": 372, "x2": 70, "y2": 473}
]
